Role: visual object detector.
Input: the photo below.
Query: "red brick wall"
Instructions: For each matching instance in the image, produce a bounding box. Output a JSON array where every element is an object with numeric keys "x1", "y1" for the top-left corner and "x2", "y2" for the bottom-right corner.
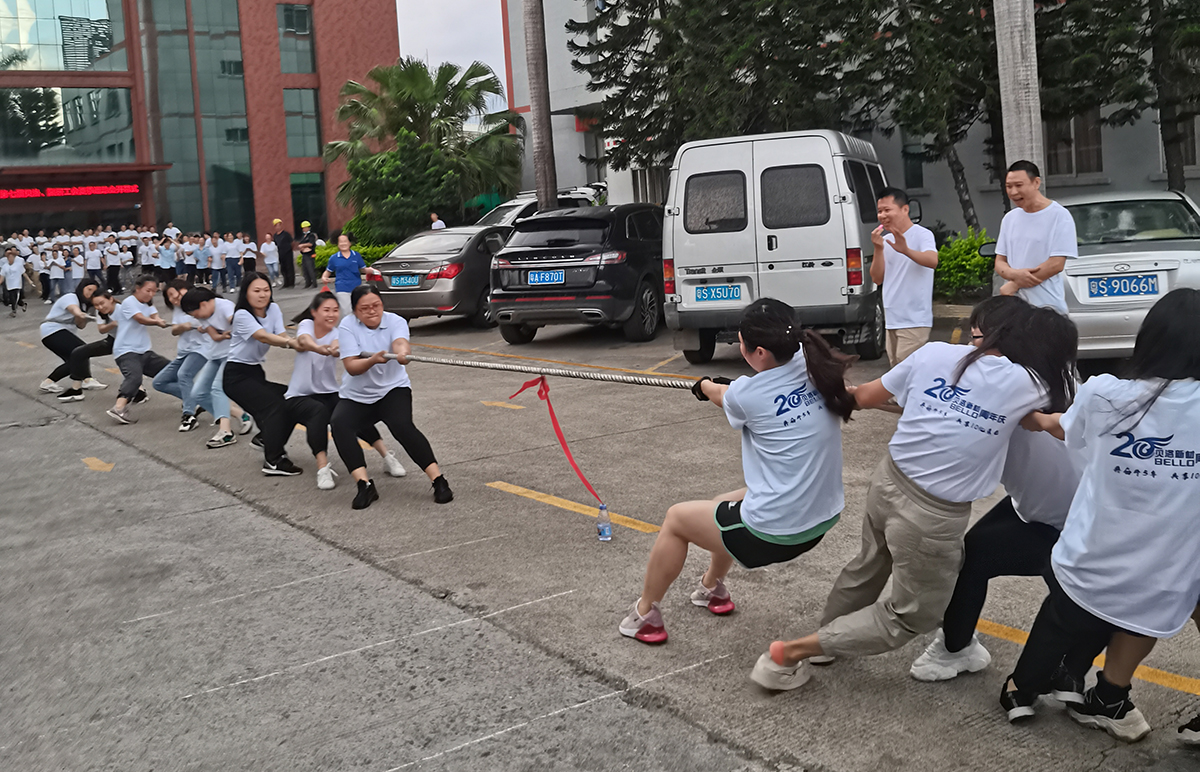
[{"x1": 238, "y1": 0, "x2": 399, "y2": 242}]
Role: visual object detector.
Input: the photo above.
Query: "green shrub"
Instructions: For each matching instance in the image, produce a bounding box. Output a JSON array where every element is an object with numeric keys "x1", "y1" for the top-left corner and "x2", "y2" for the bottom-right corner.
[
  {"x1": 312, "y1": 243, "x2": 398, "y2": 271},
  {"x1": 934, "y1": 228, "x2": 994, "y2": 298}
]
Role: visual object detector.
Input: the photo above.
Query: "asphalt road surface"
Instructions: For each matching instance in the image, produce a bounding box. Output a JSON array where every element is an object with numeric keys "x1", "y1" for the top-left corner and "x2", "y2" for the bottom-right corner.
[{"x1": 1, "y1": 285, "x2": 1197, "y2": 772}]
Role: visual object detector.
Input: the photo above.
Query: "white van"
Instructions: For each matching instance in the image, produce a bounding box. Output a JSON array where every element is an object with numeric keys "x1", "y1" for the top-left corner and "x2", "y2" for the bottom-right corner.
[{"x1": 663, "y1": 130, "x2": 901, "y2": 362}]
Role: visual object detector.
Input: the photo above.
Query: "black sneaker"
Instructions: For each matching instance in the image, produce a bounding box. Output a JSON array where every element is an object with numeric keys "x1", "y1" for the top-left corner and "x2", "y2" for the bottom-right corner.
[
  {"x1": 130, "y1": 388, "x2": 149, "y2": 405},
  {"x1": 56, "y1": 387, "x2": 84, "y2": 403},
  {"x1": 1050, "y1": 662, "x2": 1085, "y2": 705},
  {"x1": 178, "y1": 413, "x2": 198, "y2": 432},
  {"x1": 250, "y1": 433, "x2": 264, "y2": 449},
  {"x1": 1069, "y1": 683, "x2": 1152, "y2": 742},
  {"x1": 353, "y1": 479, "x2": 379, "y2": 510},
  {"x1": 263, "y1": 457, "x2": 303, "y2": 476},
  {"x1": 1179, "y1": 712, "x2": 1200, "y2": 745},
  {"x1": 1000, "y1": 679, "x2": 1037, "y2": 723},
  {"x1": 432, "y1": 475, "x2": 453, "y2": 504}
]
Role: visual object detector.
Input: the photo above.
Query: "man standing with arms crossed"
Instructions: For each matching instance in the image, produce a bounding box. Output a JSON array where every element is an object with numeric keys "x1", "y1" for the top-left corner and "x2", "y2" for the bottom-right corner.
[
  {"x1": 297, "y1": 220, "x2": 319, "y2": 288},
  {"x1": 273, "y1": 218, "x2": 295, "y2": 288},
  {"x1": 994, "y1": 160, "x2": 1078, "y2": 313},
  {"x1": 870, "y1": 187, "x2": 940, "y2": 367}
]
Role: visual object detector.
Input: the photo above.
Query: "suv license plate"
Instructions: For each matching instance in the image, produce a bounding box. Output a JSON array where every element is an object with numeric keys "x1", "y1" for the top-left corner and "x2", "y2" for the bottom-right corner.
[
  {"x1": 390, "y1": 274, "x2": 421, "y2": 287},
  {"x1": 695, "y1": 285, "x2": 741, "y2": 302},
  {"x1": 1088, "y1": 274, "x2": 1158, "y2": 298},
  {"x1": 528, "y1": 269, "x2": 565, "y2": 285}
]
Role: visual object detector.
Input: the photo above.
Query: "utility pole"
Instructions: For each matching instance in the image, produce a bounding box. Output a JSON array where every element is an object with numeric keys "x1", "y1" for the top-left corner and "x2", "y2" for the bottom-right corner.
[
  {"x1": 993, "y1": 0, "x2": 1045, "y2": 191},
  {"x1": 524, "y1": 0, "x2": 558, "y2": 209}
]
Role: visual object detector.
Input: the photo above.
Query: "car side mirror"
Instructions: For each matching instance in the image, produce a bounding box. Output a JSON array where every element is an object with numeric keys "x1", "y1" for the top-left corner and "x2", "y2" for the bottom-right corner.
[
  {"x1": 978, "y1": 242, "x2": 997, "y2": 258},
  {"x1": 484, "y1": 233, "x2": 505, "y2": 255},
  {"x1": 908, "y1": 199, "x2": 923, "y2": 224}
]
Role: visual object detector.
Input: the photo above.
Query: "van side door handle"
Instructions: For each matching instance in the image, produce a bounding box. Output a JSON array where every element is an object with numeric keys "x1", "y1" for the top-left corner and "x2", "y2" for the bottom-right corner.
[{"x1": 766, "y1": 235, "x2": 778, "y2": 251}]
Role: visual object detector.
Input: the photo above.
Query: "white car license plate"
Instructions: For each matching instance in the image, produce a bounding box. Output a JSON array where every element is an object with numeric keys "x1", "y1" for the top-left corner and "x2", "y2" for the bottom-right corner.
[
  {"x1": 1087, "y1": 274, "x2": 1158, "y2": 298},
  {"x1": 528, "y1": 269, "x2": 565, "y2": 285},
  {"x1": 695, "y1": 285, "x2": 741, "y2": 302}
]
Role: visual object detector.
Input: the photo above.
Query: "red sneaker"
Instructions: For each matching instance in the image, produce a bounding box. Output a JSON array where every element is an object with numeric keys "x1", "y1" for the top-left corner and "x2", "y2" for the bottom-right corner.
[
  {"x1": 690, "y1": 577, "x2": 735, "y2": 615},
  {"x1": 619, "y1": 600, "x2": 668, "y2": 644}
]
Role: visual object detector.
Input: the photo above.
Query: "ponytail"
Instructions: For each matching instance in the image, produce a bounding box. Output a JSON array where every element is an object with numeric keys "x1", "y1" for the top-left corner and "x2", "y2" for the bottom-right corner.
[{"x1": 800, "y1": 330, "x2": 857, "y2": 422}]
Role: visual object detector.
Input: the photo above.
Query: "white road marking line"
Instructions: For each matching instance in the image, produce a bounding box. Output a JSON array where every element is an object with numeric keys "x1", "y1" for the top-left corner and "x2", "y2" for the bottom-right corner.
[
  {"x1": 181, "y1": 589, "x2": 576, "y2": 700},
  {"x1": 383, "y1": 654, "x2": 732, "y2": 770},
  {"x1": 125, "y1": 536, "x2": 505, "y2": 625}
]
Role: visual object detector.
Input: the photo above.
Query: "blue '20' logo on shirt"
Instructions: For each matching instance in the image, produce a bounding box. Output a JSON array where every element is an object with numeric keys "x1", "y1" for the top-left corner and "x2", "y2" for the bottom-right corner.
[
  {"x1": 1111, "y1": 432, "x2": 1174, "y2": 459},
  {"x1": 923, "y1": 378, "x2": 971, "y2": 402}
]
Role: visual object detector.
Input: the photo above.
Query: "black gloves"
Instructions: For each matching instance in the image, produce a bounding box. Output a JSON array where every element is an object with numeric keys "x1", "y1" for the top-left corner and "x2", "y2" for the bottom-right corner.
[{"x1": 691, "y1": 376, "x2": 732, "y2": 401}]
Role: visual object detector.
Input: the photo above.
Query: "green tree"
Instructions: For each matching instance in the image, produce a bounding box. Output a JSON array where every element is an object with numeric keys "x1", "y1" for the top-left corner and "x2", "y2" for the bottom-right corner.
[{"x1": 324, "y1": 56, "x2": 523, "y2": 201}]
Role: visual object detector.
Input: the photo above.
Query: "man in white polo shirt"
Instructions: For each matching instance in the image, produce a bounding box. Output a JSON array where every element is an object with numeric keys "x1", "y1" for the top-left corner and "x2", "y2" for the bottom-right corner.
[
  {"x1": 994, "y1": 160, "x2": 1078, "y2": 314},
  {"x1": 869, "y1": 187, "x2": 939, "y2": 367}
]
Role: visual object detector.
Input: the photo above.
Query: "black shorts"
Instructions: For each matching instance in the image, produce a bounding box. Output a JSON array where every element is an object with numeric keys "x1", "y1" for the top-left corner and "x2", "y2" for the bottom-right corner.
[{"x1": 715, "y1": 500, "x2": 826, "y2": 569}]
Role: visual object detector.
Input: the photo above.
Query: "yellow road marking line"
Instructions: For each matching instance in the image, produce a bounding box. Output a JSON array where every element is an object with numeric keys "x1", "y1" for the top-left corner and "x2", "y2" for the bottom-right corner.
[
  {"x1": 950, "y1": 327, "x2": 962, "y2": 344},
  {"x1": 976, "y1": 619, "x2": 1200, "y2": 696},
  {"x1": 81, "y1": 456, "x2": 114, "y2": 472},
  {"x1": 411, "y1": 342, "x2": 698, "y2": 382},
  {"x1": 17, "y1": 341, "x2": 36, "y2": 349},
  {"x1": 487, "y1": 481, "x2": 660, "y2": 534},
  {"x1": 481, "y1": 401, "x2": 525, "y2": 410},
  {"x1": 645, "y1": 352, "x2": 683, "y2": 373},
  {"x1": 105, "y1": 367, "x2": 120, "y2": 375}
]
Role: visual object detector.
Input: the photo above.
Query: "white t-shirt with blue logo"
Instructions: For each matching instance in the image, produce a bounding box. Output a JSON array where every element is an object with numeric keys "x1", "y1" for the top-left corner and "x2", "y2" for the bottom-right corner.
[
  {"x1": 1052, "y1": 374, "x2": 1200, "y2": 637},
  {"x1": 722, "y1": 355, "x2": 844, "y2": 537},
  {"x1": 880, "y1": 342, "x2": 1048, "y2": 502}
]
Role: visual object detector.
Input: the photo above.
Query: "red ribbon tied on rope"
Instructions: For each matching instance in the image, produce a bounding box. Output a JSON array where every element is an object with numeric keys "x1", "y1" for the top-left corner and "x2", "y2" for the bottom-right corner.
[{"x1": 510, "y1": 376, "x2": 603, "y2": 504}]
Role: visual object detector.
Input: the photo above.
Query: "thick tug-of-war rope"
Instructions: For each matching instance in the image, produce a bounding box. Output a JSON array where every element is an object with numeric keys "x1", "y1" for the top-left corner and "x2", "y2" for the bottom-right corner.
[{"x1": 361, "y1": 352, "x2": 699, "y2": 390}]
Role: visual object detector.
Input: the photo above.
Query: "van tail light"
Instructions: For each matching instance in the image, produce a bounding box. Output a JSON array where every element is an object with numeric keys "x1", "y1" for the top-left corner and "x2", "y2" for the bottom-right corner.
[
  {"x1": 427, "y1": 262, "x2": 464, "y2": 281},
  {"x1": 846, "y1": 248, "x2": 863, "y2": 287},
  {"x1": 663, "y1": 258, "x2": 676, "y2": 295}
]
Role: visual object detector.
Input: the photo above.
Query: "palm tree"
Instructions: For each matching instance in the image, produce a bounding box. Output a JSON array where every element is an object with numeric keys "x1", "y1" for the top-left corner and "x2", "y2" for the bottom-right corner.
[
  {"x1": 523, "y1": 0, "x2": 557, "y2": 209},
  {"x1": 324, "y1": 56, "x2": 523, "y2": 201},
  {"x1": 993, "y1": 0, "x2": 1045, "y2": 182}
]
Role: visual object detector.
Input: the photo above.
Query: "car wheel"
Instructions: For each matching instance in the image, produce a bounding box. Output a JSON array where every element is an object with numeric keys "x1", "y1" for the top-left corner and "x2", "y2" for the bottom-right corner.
[
  {"x1": 499, "y1": 323, "x2": 537, "y2": 345},
  {"x1": 683, "y1": 328, "x2": 717, "y2": 364},
  {"x1": 471, "y1": 285, "x2": 497, "y2": 328},
  {"x1": 855, "y1": 294, "x2": 886, "y2": 361},
  {"x1": 622, "y1": 281, "x2": 661, "y2": 342}
]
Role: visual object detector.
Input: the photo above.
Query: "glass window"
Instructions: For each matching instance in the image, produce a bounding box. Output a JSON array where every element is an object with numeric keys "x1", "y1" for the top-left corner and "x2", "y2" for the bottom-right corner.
[
  {"x1": 1069, "y1": 200, "x2": 1200, "y2": 245},
  {"x1": 290, "y1": 172, "x2": 326, "y2": 235},
  {"x1": 0, "y1": 86, "x2": 133, "y2": 166},
  {"x1": 866, "y1": 165, "x2": 887, "y2": 200},
  {"x1": 507, "y1": 221, "x2": 609, "y2": 247},
  {"x1": 1182, "y1": 119, "x2": 1198, "y2": 168},
  {"x1": 843, "y1": 161, "x2": 877, "y2": 224},
  {"x1": 283, "y1": 88, "x2": 320, "y2": 157},
  {"x1": 277, "y1": 4, "x2": 315, "y2": 74},
  {"x1": 627, "y1": 210, "x2": 661, "y2": 242},
  {"x1": 1045, "y1": 108, "x2": 1104, "y2": 176},
  {"x1": 760, "y1": 165, "x2": 830, "y2": 229},
  {"x1": 0, "y1": 0, "x2": 127, "y2": 71},
  {"x1": 683, "y1": 172, "x2": 746, "y2": 234},
  {"x1": 389, "y1": 234, "x2": 473, "y2": 256}
]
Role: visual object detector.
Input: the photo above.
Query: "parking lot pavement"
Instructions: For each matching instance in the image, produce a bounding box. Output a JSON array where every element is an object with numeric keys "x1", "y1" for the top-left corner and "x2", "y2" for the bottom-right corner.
[{"x1": 1, "y1": 285, "x2": 1196, "y2": 771}]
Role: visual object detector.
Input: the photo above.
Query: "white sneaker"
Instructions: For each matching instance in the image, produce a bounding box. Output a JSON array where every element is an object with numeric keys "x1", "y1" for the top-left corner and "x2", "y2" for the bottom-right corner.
[
  {"x1": 382, "y1": 450, "x2": 407, "y2": 477},
  {"x1": 750, "y1": 653, "x2": 811, "y2": 691},
  {"x1": 43, "y1": 299, "x2": 52, "y2": 305},
  {"x1": 910, "y1": 630, "x2": 992, "y2": 682},
  {"x1": 316, "y1": 464, "x2": 337, "y2": 490},
  {"x1": 39, "y1": 379, "x2": 65, "y2": 393},
  {"x1": 81, "y1": 377, "x2": 107, "y2": 390},
  {"x1": 809, "y1": 655, "x2": 836, "y2": 666},
  {"x1": 238, "y1": 414, "x2": 254, "y2": 435}
]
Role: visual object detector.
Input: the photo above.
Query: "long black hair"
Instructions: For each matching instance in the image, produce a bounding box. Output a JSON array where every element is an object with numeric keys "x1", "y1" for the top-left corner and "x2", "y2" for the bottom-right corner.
[
  {"x1": 234, "y1": 271, "x2": 273, "y2": 317},
  {"x1": 73, "y1": 276, "x2": 101, "y2": 308},
  {"x1": 739, "y1": 298, "x2": 856, "y2": 421},
  {"x1": 953, "y1": 297, "x2": 1077, "y2": 413},
  {"x1": 180, "y1": 286, "x2": 215, "y2": 315},
  {"x1": 1105, "y1": 288, "x2": 1200, "y2": 432},
  {"x1": 162, "y1": 278, "x2": 189, "y2": 310}
]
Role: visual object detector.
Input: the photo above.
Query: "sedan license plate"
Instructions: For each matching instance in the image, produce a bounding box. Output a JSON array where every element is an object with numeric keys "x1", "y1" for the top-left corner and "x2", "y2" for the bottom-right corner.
[
  {"x1": 390, "y1": 274, "x2": 421, "y2": 288},
  {"x1": 1088, "y1": 274, "x2": 1158, "y2": 298},
  {"x1": 695, "y1": 285, "x2": 741, "y2": 302},
  {"x1": 528, "y1": 269, "x2": 565, "y2": 285}
]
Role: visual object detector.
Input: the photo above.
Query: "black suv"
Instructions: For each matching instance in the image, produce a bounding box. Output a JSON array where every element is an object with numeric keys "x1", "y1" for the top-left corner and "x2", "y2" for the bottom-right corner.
[{"x1": 489, "y1": 204, "x2": 665, "y2": 344}]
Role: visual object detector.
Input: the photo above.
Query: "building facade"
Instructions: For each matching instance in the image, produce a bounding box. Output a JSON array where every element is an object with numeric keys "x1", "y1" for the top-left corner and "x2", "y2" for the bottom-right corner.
[{"x1": 0, "y1": 0, "x2": 398, "y2": 239}]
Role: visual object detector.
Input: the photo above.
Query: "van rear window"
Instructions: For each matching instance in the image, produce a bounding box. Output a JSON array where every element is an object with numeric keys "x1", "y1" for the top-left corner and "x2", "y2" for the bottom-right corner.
[
  {"x1": 761, "y1": 165, "x2": 830, "y2": 229},
  {"x1": 844, "y1": 161, "x2": 878, "y2": 224},
  {"x1": 684, "y1": 172, "x2": 747, "y2": 234}
]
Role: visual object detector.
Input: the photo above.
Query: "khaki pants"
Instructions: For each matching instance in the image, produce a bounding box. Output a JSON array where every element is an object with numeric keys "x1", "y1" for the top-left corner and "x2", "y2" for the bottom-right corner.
[
  {"x1": 817, "y1": 455, "x2": 971, "y2": 658},
  {"x1": 886, "y1": 327, "x2": 931, "y2": 367}
]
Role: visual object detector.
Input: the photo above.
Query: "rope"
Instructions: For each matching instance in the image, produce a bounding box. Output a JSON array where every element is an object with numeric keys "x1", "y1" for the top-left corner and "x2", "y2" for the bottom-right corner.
[{"x1": 365, "y1": 352, "x2": 698, "y2": 390}]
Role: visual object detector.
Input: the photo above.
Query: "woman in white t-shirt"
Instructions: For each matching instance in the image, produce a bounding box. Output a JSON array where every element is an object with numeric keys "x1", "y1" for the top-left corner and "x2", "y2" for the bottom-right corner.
[
  {"x1": 180, "y1": 286, "x2": 253, "y2": 448},
  {"x1": 1, "y1": 250, "x2": 26, "y2": 316},
  {"x1": 260, "y1": 233, "x2": 280, "y2": 287},
  {"x1": 38, "y1": 277, "x2": 101, "y2": 393},
  {"x1": 753, "y1": 297, "x2": 1078, "y2": 692},
  {"x1": 620, "y1": 299, "x2": 855, "y2": 646},
  {"x1": 330, "y1": 285, "x2": 449, "y2": 509},
  {"x1": 151, "y1": 280, "x2": 210, "y2": 432},
  {"x1": 222, "y1": 272, "x2": 301, "y2": 476},
  {"x1": 1012, "y1": 288, "x2": 1200, "y2": 740},
  {"x1": 286, "y1": 291, "x2": 408, "y2": 490}
]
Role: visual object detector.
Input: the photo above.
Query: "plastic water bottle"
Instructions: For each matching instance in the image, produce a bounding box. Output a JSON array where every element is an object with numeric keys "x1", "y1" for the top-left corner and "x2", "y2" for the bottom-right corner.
[{"x1": 597, "y1": 504, "x2": 613, "y2": 542}]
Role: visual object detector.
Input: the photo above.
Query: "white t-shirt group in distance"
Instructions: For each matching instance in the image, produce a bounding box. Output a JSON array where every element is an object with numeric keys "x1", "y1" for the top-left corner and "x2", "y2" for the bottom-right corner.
[
  {"x1": 880, "y1": 341, "x2": 1048, "y2": 503},
  {"x1": 228, "y1": 304, "x2": 285, "y2": 365},
  {"x1": 112, "y1": 296, "x2": 157, "y2": 359},
  {"x1": 721, "y1": 354, "x2": 844, "y2": 538},
  {"x1": 995, "y1": 201, "x2": 1079, "y2": 313},
  {"x1": 881, "y1": 222, "x2": 938, "y2": 330},
  {"x1": 1052, "y1": 374, "x2": 1200, "y2": 638},
  {"x1": 286, "y1": 319, "x2": 340, "y2": 398},
  {"x1": 337, "y1": 312, "x2": 411, "y2": 403}
]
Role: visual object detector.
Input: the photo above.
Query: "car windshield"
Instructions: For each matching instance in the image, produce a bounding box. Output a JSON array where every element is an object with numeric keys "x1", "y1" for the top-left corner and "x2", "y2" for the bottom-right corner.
[
  {"x1": 507, "y1": 221, "x2": 609, "y2": 248},
  {"x1": 475, "y1": 201, "x2": 528, "y2": 226},
  {"x1": 387, "y1": 234, "x2": 472, "y2": 257},
  {"x1": 1069, "y1": 200, "x2": 1200, "y2": 245}
]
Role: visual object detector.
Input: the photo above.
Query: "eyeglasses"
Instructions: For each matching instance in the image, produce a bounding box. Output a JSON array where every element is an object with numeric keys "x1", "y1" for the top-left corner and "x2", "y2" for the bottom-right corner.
[{"x1": 972, "y1": 334, "x2": 984, "y2": 340}]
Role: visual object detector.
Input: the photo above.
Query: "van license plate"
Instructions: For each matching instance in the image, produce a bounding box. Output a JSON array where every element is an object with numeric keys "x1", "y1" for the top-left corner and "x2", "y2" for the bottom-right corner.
[
  {"x1": 1088, "y1": 274, "x2": 1158, "y2": 298},
  {"x1": 695, "y1": 285, "x2": 741, "y2": 302},
  {"x1": 390, "y1": 274, "x2": 421, "y2": 287},
  {"x1": 528, "y1": 269, "x2": 565, "y2": 285}
]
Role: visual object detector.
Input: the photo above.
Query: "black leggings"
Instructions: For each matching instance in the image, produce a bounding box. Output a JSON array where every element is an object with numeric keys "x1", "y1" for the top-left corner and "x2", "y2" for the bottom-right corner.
[
  {"x1": 942, "y1": 497, "x2": 1060, "y2": 652},
  {"x1": 106, "y1": 265, "x2": 122, "y2": 294},
  {"x1": 39, "y1": 273, "x2": 51, "y2": 299},
  {"x1": 70, "y1": 336, "x2": 114, "y2": 381},
  {"x1": 331, "y1": 387, "x2": 437, "y2": 474},
  {"x1": 43, "y1": 329, "x2": 86, "y2": 382},
  {"x1": 224, "y1": 362, "x2": 290, "y2": 465},
  {"x1": 6, "y1": 287, "x2": 23, "y2": 312},
  {"x1": 286, "y1": 392, "x2": 381, "y2": 457}
]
